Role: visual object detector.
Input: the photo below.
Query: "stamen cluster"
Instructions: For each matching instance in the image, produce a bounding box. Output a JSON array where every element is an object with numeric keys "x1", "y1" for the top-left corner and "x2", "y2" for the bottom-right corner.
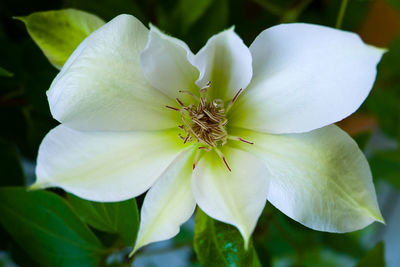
[
  {"x1": 166, "y1": 82, "x2": 252, "y2": 171},
  {"x1": 180, "y1": 94, "x2": 228, "y2": 147}
]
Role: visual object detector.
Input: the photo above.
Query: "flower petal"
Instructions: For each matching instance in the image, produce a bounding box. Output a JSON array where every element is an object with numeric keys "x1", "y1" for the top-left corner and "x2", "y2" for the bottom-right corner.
[
  {"x1": 191, "y1": 147, "x2": 269, "y2": 247},
  {"x1": 230, "y1": 125, "x2": 384, "y2": 232},
  {"x1": 33, "y1": 125, "x2": 186, "y2": 202},
  {"x1": 48, "y1": 14, "x2": 179, "y2": 131},
  {"x1": 140, "y1": 25, "x2": 199, "y2": 104},
  {"x1": 231, "y1": 23, "x2": 385, "y2": 134},
  {"x1": 190, "y1": 28, "x2": 252, "y2": 101},
  {"x1": 132, "y1": 148, "x2": 196, "y2": 254}
]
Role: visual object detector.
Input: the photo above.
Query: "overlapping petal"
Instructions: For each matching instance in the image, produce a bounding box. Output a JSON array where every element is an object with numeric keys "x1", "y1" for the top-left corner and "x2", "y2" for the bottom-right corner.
[
  {"x1": 190, "y1": 28, "x2": 253, "y2": 101},
  {"x1": 231, "y1": 23, "x2": 385, "y2": 134},
  {"x1": 34, "y1": 125, "x2": 186, "y2": 202},
  {"x1": 191, "y1": 147, "x2": 269, "y2": 247},
  {"x1": 48, "y1": 14, "x2": 179, "y2": 131},
  {"x1": 230, "y1": 125, "x2": 383, "y2": 232},
  {"x1": 140, "y1": 25, "x2": 199, "y2": 104},
  {"x1": 133, "y1": 148, "x2": 196, "y2": 254}
]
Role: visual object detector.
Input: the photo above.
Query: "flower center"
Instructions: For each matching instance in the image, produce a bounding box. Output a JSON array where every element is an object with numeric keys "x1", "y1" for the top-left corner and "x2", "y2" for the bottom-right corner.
[{"x1": 166, "y1": 82, "x2": 252, "y2": 171}]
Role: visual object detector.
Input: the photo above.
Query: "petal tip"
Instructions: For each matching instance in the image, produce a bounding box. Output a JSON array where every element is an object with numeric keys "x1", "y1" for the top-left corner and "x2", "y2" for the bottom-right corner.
[
  {"x1": 373, "y1": 213, "x2": 385, "y2": 225},
  {"x1": 28, "y1": 181, "x2": 47, "y2": 191},
  {"x1": 366, "y1": 44, "x2": 389, "y2": 55},
  {"x1": 129, "y1": 246, "x2": 138, "y2": 258}
]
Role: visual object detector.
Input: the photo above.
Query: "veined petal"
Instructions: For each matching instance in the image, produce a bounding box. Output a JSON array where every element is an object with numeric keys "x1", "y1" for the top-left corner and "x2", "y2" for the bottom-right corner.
[
  {"x1": 33, "y1": 125, "x2": 186, "y2": 202},
  {"x1": 191, "y1": 28, "x2": 252, "y2": 101},
  {"x1": 231, "y1": 23, "x2": 385, "y2": 134},
  {"x1": 48, "y1": 14, "x2": 179, "y2": 131},
  {"x1": 132, "y1": 147, "x2": 196, "y2": 254},
  {"x1": 140, "y1": 25, "x2": 199, "y2": 104},
  {"x1": 230, "y1": 125, "x2": 384, "y2": 232},
  {"x1": 191, "y1": 147, "x2": 269, "y2": 247}
]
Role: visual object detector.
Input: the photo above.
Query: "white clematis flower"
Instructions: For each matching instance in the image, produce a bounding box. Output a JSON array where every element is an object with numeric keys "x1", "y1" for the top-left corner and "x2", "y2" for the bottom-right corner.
[{"x1": 33, "y1": 14, "x2": 385, "y2": 253}]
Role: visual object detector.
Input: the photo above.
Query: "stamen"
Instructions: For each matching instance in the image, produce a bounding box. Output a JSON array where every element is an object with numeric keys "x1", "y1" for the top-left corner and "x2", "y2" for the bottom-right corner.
[
  {"x1": 238, "y1": 138, "x2": 254, "y2": 145},
  {"x1": 231, "y1": 88, "x2": 243, "y2": 103},
  {"x1": 181, "y1": 116, "x2": 200, "y2": 141},
  {"x1": 176, "y1": 98, "x2": 185, "y2": 107},
  {"x1": 203, "y1": 109, "x2": 221, "y2": 123},
  {"x1": 225, "y1": 88, "x2": 243, "y2": 113},
  {"x1": 192, "y1": 118, "x2": 209, "y2": 130},
  {"x1": 215, "y1": 148, "x2": 231, "y2": 172},
  {"x1": 200, "y1": 81, "x2": 211, "y2": 94},
  {"x1": 166, "y1": 105, "x2": 180, "y2": 111},
  {"x1": 228, "y1": 135, "x2": 254, "y2": 145},
  {"x1": 193, "y1": 149, "x2": 202, "y2": 170}
]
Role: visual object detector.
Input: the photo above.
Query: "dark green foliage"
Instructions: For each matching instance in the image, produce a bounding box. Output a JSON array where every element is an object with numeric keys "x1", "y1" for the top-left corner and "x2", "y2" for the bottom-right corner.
[
  {"x1": 0, "y1": 187, "x2": 105, "y2": 267},
  {"x1": 67, "y1": 193, "x2": 139, "y2": 246},
  {"x1": 355, "y1": 242, "x2": 386, "y2": 267},
  {"x1": 194, "y1": 209, "x2": 257, "y2": 267}
]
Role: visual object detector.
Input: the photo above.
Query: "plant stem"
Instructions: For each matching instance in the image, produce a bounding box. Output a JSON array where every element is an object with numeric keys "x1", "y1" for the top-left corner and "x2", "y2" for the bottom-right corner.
[{"x1": 335, "y1": 0, "x2": 349, "y2": 29}]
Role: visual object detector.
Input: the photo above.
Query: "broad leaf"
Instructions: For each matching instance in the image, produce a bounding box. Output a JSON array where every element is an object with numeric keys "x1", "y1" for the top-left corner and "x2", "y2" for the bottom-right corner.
[
  {"x1": 0, "y1": 187, "x2": 105, "y2": 267},
  {"x1": 0, "y1": 66, "x2": 13, "y2": 77},
  {"x1": 355, "y1": 242, "x2": 385, "y2": 267},
  {"x1": 16, "y1": 9, "x2": 105, "y2": 69},
  {"x1": 194, "y1": 208, "x2": 255, "y2": 267},
  {"x1": 68, "y1": 193, "x2": 139, "y2": 246}
]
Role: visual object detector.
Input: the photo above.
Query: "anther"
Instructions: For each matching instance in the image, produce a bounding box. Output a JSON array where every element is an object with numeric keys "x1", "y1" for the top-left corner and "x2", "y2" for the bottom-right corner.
[
  {"x1": 215, "y1": 148, "x2": 231, "y2": 172},
  {"x1": 166, "y1": 105, "x2": 180, "y2": 111},
  {"x1": 231, "y1": 88, "x2": 243, "y2": 104},
  {"x1": 238, "y1": 138, "x2": 254, "y2": 145},
  {"x1": 176, "y1": 98, "x2": 185, "y2": 107},
  {"x1": 200, "y1": 81, "x2": 211, "y2": 94},
  {"x1": 228, "y1": 135, "x2": 254, "y2": 145},
  {"x1": 193, "y1": 149, "x2": 202, "y2": 170},
  {"x1": 225, "y1": 88, "x2": 243, "y2": 113}
]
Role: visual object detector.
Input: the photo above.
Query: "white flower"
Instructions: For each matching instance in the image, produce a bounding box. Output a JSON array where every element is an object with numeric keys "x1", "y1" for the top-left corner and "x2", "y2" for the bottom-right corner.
[{"x1": 33, "y1": 15, "x2": 385, "y2": 253}]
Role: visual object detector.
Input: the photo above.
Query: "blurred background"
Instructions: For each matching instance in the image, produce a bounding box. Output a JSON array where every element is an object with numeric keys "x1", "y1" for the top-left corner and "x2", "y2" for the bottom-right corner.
[{"x1": 0, "y1": 0, "x2": 399, "y2": 266}]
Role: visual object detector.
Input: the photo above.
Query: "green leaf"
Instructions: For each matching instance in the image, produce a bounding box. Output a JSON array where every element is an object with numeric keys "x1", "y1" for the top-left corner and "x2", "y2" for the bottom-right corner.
[
  {"x1": 178, "y1": 0, "x2": 213, "y2": 33},
  {"x1": 0, "y1": 187, "x2": 105, "y2": 267},
  {"x1": 0, "y1": 66, "x2": 13, "y2": 77},
  {"x1": 67, "y1": 193, "x2": 139, "y2": 246},
  {"x1": 16, "y1": 9, "x2": 105, "y2": 69},
  {"x1": 355, "y1": 242, "x2": 385, "y2": 267},
  {"x1": 194, "y1": 208, "x2": 255, "y2": 267}
]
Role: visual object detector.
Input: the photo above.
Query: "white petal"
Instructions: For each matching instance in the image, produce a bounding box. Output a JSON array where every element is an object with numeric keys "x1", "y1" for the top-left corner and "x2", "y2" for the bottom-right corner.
[
  {"x1": 191, "y1": 147, "x2": 269, "y2": 247},
  {"x1": 190, "y1": 28, "x2": 253, "y2": 101},
  {"x1": 140, "y1": 25, "x2": 199, "y2": 104},
  {"x1": 230, "y1": 125, "x2": 384, "y2": 232},
  {"x1": 231, "y1": 23, "x2": 385, "y2": 134},
  {"x1": 48, "y1": 14, "x2": 179, "y2": 131},
  {"x1": 133, "y1": 148, "x2": 196, "y2": 253},
  {"x1": 33, "y1": 125, "x2": 186, "y2": 202}
]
